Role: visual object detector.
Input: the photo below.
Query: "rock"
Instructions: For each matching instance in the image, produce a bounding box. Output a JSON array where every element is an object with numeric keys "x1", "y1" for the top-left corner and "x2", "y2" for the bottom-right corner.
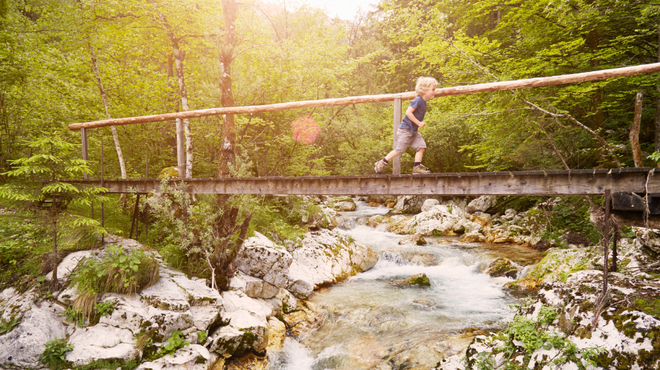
[
  {"x1": 365, "y1": 195, "x2": 398, "y2": 206},
  {"x1": 349, "y1": 334, "x2": 388, "y2": 369},
  {"x1": 282, "y1": 300, "x2": 327, "y2": 339},
  {"x1": 285, "y1": 229, "x2": 378, "y2": 298},
  {"x1": 366, "y1": 215, "x2": 384, "y2": 227},
  {"x1": 469, "y1": 212, "x2": 492, "y2": 228},
  {"x1": 44, "y1": 250, "x2": 94, "y2": 284},
  {"x1": 67, "y1": 324, "x2": 138, "y2": 366},
  {"x1": 462, "y1": 232, "x2": 485, "y2": 243},
  {"x1": 392, "y1": 196, "x2": 425, "y2": 214},
  {"x1": 99, "y1": 267, "x2": 224, "y2": 339},
  {"x1": 207, "y1": 291, "x2": 271, "y2": 356},
  {"x1": 233, "y1": 232, "x2": 294, "y2": 288},
  {"x1": 266, "y1": 317, "x2": 286, "y2": 353},
  {"x1": 421, "y1": 199, "x2": 440, "y2": 212},
  {"x1": 387, "y1": 215, "x2": 414, "y2": 234},
  {"x1": 392, "y1": 273, "x2": 431, "y2": 287},
  {"x1": 334, "y1": 199, "x2": 357, "y2": 212},
  {"x1": 403, "y1": 204, "x2": 468, "y2": 236},
  {"x1": 0, "y1": 287, "x2": 39, "y2": 321},
  {"x1": 466, "y1": 196, "x2": 495, "y2": 213},
  {"x1": 136, "y1": 344, "x2": 216, "y2": 370},
  {"x1": 401, "y1": 251, "x2": 439, "y2": 266},
  {"x1": 484, "y1": 258, "x2": 518, "y2": 279},
  {"x1": 398, "y1": 234, "x2": 427, "y2": 245},
  {"x1": 229, "y1": 273, "x2": 279, "y2": 299},
  {"x1": 225, "y1": 351, "x2": 268, "y2": 370},
  {"x1": 0, "y1": 302, "x2": 67, "y2": 370}
]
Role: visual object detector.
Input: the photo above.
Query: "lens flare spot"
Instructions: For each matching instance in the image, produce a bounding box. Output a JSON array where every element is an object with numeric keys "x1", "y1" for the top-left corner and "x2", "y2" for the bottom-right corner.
[{"x1": 291, "y1": 116, "x2": 320, "y2": 145}]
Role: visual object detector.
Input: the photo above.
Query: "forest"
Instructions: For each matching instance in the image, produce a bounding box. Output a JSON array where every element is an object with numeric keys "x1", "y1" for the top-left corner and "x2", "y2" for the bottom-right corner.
[{"x1": 2, "y1": 0, "x2": 660, "y2": 181}]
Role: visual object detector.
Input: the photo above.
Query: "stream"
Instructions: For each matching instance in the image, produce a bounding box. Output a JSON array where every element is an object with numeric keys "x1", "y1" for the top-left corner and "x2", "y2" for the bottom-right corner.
[{"x1": 267, "y1": 201, "x2": 540, "y2": 370}]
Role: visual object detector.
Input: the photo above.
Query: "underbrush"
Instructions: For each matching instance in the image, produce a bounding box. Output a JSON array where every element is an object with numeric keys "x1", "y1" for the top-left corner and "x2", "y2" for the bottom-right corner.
[
  {"x1": 70, "y1": 245, "x2": 159, "y2": 321},
  {"x1": 0, "y1": 208, "x2": 103, "y2": 292}
]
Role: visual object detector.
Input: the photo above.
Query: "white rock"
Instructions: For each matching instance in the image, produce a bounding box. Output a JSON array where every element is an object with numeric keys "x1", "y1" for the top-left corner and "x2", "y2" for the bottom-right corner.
[
  {"x1": 137, "y1": 344, "x2": 217, "y2": 370},
  {"x1": 140, "y1": 270, "x2": 191, "y2": 312},
  {"x1": 0, "y1": 287, "x2": 39, "y2": 321},
  {"x1": 207, "y1": 291, "x2": 271, "y2": 356},
  {"x1": 66, "y1": 324, "x2": 138, "y2": 366},
  {"x1": 466, "y1": 196, "x2": 495, "y2": 213},
  {"x1": 45, "y1": 250, "x2": 93, "y2": 283},
  {"x1": 229, "y1": 273, "x2": 279, "y2": 299},
  {"x1": 421, "y1": 199, "x2": 440, "y2": 212},
  {"x1": 0, "y1": 302, "x2": 67, "y2": 369},
  {"x1": 234, "y1": 233, "x2": 293, "y2": 288}
]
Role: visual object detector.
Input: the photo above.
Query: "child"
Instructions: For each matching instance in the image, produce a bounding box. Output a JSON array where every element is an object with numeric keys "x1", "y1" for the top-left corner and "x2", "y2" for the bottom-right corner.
[{"x1": 375, "y1": 76, "x2": 437, "y2": 175}]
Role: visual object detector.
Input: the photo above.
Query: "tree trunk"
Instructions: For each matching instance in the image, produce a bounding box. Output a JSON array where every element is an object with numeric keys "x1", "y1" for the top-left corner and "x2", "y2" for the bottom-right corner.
[
  {"x1": 631, "y1": 91, "x2": 644, "y2": 167},
  {"x1": 88, "y1": 42, "x2": 128, "y2": 205},
  {"x1": 218, "y1": 0, "x2": 238, "y2": 177},
  {"x1": 656, "y1": 16, "x2": 660, "y2": 153},
  {"x1": 151, "y1": 1, "x2": 192, "y2": 178},
  {"x1": 50, "y1": 220, "x2": 59, "y2": 292}
]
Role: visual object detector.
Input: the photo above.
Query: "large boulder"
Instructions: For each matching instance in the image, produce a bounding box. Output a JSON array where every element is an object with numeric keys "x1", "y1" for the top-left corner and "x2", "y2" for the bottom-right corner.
[
  {"x1": 0, "y1": 301, "x2": 68, "y2": 369},
  {"x1": 207, "y1": 291, "x2": 271, "y2": 356},
  {"x1": 286, "y1": 229, "x2": 378, "y2": 298},
  {"x1": 233, "y1": 232, "x2": 294, "y2": 288},
  {"x1": 66, "y1": 324, "x2": 139, "y2": 366},
  {"x1": 403, "y1": 204, "x2": 480, "y2": 236},
  {"x1": 392, "y1": 196, "x2": 426, "y2": 214},
  {"x1": 466, "y1": 196, "x2": 495, "y2": 214}
]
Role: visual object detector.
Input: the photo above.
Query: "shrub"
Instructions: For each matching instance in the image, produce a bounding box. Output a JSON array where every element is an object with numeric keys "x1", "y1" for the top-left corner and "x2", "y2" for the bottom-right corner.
[
  {"x1": 70, "y1": 245, "x2": 159, "y2": 320},
  {"x1": 40, "y1": 338, "x2": 73, "y2": 370},
  {"x1": 467, "y1": 299, "x2": 603, "y2": 370},
  {"x1": 146, "y1": 179, "x2": 252, "y2": 291}
]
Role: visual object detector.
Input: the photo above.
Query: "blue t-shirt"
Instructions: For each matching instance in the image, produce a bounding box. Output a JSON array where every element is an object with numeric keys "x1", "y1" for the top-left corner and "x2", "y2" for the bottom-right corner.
[{"x1": 399, "y1": 96, "x2": 427, "y2": 134}]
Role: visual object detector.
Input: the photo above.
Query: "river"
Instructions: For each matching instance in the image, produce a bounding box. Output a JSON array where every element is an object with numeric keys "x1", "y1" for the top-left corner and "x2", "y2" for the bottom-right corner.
[{"x1": 267, "y1": 200, "x2": 540, "y2": 370}]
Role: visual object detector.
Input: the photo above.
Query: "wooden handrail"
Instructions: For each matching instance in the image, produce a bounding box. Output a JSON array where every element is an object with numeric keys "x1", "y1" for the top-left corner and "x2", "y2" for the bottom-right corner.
[{"x1": 68, "y1": 62, "x2": 660, "y2": 130}]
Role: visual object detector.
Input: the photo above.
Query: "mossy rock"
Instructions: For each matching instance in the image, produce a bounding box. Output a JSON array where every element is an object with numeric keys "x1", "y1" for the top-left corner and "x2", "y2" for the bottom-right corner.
[
  {"x1": 393, "y1": 273, "x2": 431, "y2": 287},
  {"x1": 485, "y1": 257, "x2": 518, "y2": 278}
]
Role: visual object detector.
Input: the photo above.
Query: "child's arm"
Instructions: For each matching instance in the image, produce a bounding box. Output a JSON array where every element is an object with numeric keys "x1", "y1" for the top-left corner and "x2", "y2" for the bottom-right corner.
[{"x1": 405, "y1": 106, "x2": 425, "y2": 128}]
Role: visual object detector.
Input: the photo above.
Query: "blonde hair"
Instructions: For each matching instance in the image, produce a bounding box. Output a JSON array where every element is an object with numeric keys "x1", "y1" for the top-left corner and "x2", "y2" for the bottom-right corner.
[{"x1": 415, "y1": 77, "x2": 438, "y2": 96}]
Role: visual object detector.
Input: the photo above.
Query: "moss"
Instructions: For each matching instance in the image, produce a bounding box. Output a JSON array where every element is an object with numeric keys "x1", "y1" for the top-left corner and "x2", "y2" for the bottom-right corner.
[
  {"x1": 634, "y1": 298, "x2": 660, "y2": 318},
  {"x1": 74, "y1": 359, "x2": 140, "y2": 370}
]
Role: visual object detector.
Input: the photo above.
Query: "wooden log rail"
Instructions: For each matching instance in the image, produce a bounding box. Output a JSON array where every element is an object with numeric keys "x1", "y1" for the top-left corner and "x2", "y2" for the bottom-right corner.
[
  {"x1": 68, "y1": 63, "x2": 660, "y2": 130},
  {"x1": 66, "y1": 168, "x2": 659, "y2": 196}
]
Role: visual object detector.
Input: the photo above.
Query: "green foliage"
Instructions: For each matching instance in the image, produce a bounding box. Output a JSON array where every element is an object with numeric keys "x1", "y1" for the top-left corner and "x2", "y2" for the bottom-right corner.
[
  {"x1": 543, "y1": 196, "x2": 599, "y2": 246},
  {"x1": 40, "y1": 338, "x2": 73, "y2": 370},
  {"x1": 72, "y1": 245, "x2": 159, "y2": 297},
  {"x1": 64, "y1": 306, "x2": 84, "y2": 328},
  {"x1": 468, "y1": 299, "x2": 603, "y2": 370},
  {"x1": 231, "y1": 195, "x2": 320, "y2": 246},
  {"x1": 145, "y1": 179, "x2": 225, "y2": 277},
  {"x1": 0, "y1": 316, "x2": 20, "y2": 334},
  {"x1": 197, "y1": 330, "x2": 207, "y2": 343},
  {"x1": 94, "y1": 301, "x2": 116, "y2": 318},
  {"x1": 156, "y1": 331, "x2": 189, "y2": 358}
]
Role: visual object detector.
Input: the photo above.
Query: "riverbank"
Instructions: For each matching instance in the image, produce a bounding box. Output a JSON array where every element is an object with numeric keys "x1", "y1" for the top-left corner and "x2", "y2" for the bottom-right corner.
[{"x1": 1, "y1": 194, "x2": 659, "y2": 369}]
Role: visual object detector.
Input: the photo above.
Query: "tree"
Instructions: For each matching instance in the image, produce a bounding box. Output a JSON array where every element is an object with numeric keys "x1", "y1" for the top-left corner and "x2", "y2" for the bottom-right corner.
[{"x1": 0, "y1": 134, "x2": 106, "y2": 291}]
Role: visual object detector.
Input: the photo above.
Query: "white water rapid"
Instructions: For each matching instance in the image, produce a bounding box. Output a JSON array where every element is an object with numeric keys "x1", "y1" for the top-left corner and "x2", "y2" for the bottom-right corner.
[{"x1": 267, "y1": 200, "x2": 535, "y2": 370}]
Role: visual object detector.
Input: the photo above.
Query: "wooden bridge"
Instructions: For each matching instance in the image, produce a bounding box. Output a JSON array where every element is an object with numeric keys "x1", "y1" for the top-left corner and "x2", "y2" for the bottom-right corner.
[
  {"x1": 71, "y1": 168, "x2": 660, "y2": 197},
  {"x1": 68, "y1": 63, "x2": 660, "y2": 204}
]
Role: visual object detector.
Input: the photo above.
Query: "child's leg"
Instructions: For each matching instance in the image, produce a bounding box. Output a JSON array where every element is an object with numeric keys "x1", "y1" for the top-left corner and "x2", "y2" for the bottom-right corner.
[
  {"x1": 414, "y1": 148, "x2": 425, "y2": 163},
  {"x1": 385, "y1": 151, "x2": 402, "y2": 161}
]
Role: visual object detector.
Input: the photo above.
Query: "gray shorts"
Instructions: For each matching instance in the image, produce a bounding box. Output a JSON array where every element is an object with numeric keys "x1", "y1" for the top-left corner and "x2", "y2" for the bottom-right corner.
[{"x1": 394, "y1": 128, "x2": 427, "y2": 153}]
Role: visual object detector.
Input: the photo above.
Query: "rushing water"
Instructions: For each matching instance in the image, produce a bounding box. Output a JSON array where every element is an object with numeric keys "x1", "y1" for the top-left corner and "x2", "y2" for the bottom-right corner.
[{"x1": 268, "y1": 200, "x2": 539, "y2": 370}]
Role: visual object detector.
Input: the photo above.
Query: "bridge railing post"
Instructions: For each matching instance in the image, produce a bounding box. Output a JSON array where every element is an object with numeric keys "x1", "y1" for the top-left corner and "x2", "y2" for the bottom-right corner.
[
  {"x1": 81, "y1": 127, "x2": 89, "y2": 180},
  {"x1": 393, "y1": 97, "x2": 402, "y2": 175},
  {"x1": 176, "y1": 118, "x2": 185, "y2": 178}
]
